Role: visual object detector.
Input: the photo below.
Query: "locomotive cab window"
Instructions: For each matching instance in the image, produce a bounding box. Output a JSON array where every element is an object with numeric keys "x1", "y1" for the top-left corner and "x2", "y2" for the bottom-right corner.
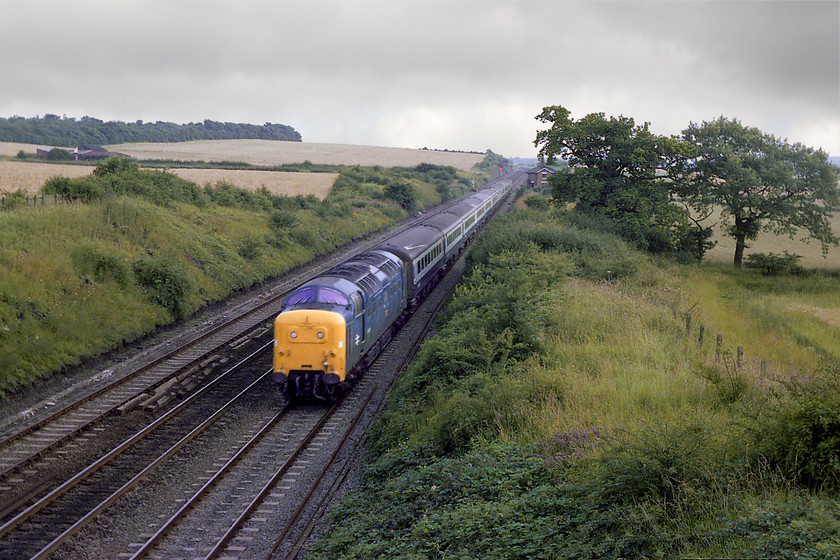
[
  {"x1": 317, "y1": 288, "x2": 349, "y2": 306},
  {"x1": 286, "y1": 287, "x2": 315, "y2": 305}
]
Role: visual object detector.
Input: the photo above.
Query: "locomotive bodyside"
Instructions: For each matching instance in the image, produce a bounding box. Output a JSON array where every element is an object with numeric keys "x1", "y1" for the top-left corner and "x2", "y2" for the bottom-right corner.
[{"x1": 273, "y1": 250, "x2": 406, "y2": 402}]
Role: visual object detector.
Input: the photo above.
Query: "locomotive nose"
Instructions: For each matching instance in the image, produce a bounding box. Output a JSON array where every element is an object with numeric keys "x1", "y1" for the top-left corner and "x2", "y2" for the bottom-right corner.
[{"x1": 273, "y1": 309, "x2": 347, "y2": 382}]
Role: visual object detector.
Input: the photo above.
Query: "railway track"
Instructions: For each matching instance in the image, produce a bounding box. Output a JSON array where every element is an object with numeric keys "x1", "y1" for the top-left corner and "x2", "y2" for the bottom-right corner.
[
  {"x1": 0, "y1": 198, "x2": 470, "y2": 489},
  {"x1": 124, "y1": 214, "x2": 462, "y2": 560},
  {"x1": 0, "y1": 344, "x2": 272, "y2": 559},
  {"x1": 0, "y1": 172, "x2": 525, "y2": 559}
]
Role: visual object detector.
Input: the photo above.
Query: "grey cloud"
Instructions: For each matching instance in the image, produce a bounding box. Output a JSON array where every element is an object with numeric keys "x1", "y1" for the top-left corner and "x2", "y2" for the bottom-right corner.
[{"x1": 1, "y1": 0, "x2": 837, "y2": 156}]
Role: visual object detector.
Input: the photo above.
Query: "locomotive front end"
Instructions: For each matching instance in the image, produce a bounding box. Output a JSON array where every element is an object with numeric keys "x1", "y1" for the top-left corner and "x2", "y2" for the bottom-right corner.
[{"x1": 273, "y1": 309, "x2": 347, "y2": 401}]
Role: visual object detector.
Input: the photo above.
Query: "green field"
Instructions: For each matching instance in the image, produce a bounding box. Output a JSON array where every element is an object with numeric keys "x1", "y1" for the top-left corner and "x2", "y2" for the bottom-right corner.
[{"x1": 703, "y1": 207, "x2": 840, "y2": 268}]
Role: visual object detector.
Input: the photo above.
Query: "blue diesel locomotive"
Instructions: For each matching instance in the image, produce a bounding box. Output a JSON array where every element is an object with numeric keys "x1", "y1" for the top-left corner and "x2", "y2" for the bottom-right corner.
[{"x1": 272, "y1": 175, "x2": 518, "y2": 402}]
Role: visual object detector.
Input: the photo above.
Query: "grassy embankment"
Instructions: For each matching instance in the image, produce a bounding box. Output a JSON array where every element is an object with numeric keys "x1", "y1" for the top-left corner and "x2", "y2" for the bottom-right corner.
[
  {"x1": 308, "y1": 200, "x2": 840, "y2": 559},
  {"x1": 0, "y1": 160, "x2": 478, "y2": 397}
]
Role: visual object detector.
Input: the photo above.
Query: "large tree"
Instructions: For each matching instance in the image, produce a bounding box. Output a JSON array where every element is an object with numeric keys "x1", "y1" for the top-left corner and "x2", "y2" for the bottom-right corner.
[
  {"x1": 680, "y1": 117, "x2": 840, "y2": 267},
  {"x1": 535, "y1": 105, "x2": 709, "y2": 258}
]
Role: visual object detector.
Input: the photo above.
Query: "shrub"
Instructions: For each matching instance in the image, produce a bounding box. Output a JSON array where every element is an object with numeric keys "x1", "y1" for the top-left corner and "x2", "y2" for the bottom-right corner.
[
  {"x1": 383, "y1": 178, "x2": 417, "y2": 211},
  {"x1": 92, "y1": 157, "x2": 140, "y2": 176},
  {"x1": 269, "y1": 209, "x2": 298, "y2": 231},
  {"x1": 237, "y1": 235, "x2": 263, "y2": 260},
  {"x1": 524, "y1": 195, "x2": 550, "y2": 211},
  {"x1": 70, "y1": 244, "x2": 130, "y2": 285},
  {"x1": 46, "y1": 148, "x2": 72, "y2": 161},
  {"x1": 0, "y1": 189, "x2": 28, "y2": 210},
  {"x1": 43, "y1": 175, "x2": 103, "y2": 202},
  {"x1": 133, "y1": 256, "x2": 191, "y2": 318},
  {"x1": 745, "y1": 251, "x2": 802, "y2": 275},
  {"x1": 595, "y1": 422, "x2": 716, "y2": 507},
  {"x1": 715, "y1": 497, "x2": 840, "y2": 559},
  {"x1": 752, "y1": 370, "x2": 840, "y2": 489}
]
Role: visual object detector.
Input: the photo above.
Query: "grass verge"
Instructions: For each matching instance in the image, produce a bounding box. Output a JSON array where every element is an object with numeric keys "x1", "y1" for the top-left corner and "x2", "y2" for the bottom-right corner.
[{"x1": 308, "y1": 206, "x2": 840, "y2": 559}]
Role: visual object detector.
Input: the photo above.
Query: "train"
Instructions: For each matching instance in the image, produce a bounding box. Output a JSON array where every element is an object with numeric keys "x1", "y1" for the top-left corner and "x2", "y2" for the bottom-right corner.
[{"x1": 271, "y1": 173, "x2": 521, "y2": 402}]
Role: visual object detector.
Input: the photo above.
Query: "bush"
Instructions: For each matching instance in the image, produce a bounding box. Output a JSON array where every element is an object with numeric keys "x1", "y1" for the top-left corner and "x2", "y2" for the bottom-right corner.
[
  {"x1": 269, "y1": 209, "x2": 298, "y2": 231},
  {"x1": 752, "y1": 370, "x2": 840, "y2": 489},
  {"x1": 309, "y1": 445, "x2": 577, "y2": 560},
  {"x1": 0, "y1": 189, "x2": 28, "y2": 210},
  {"x1": 715, "y1": 497, "x2": 840, "y2": 559},
  {"x1": 71, "y1": 244, "x2": 130, "y2": 285},
  {"x1": 524, "y1": 195, "x2": 550, "y2": 211},
  {"x1": 595, "y1": 423, "x2": 716, "y2": 507},
  {"x1": 383, "y1": 178, "x2": 417, "y2": 211},
  {"x1": 46, "y1": 148, "x2": 72, "y2": 161},
  {"x1": 745, "y1": 251, "x2": 802, "y2": 275},
  {"x1": 93, "y1": 157, "x2": 140, "y2": 176},
  {"x1": 133, "y1": 256, "x2": 191, "y2": 318},
  {"x1": 43, "y1": 175, "x2": 104, "y2": 202},
  {"x1": 237, "y1": 235, "x2": 263, "y2": 260}
]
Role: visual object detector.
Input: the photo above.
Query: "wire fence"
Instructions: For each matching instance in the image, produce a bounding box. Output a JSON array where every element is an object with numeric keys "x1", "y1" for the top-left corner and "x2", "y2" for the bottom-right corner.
[{"x1": 1, "y1": 193, "x2": 73, "y2": 210}]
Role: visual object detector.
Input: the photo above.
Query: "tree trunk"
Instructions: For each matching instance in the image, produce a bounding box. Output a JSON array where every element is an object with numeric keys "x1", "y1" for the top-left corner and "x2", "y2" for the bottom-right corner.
[
  {"x1": 733, "y1": 214, "x2": 751, "y2": 267},
  {"x1": 733, "y1": 232, "x2": 746, "y2": 267}
]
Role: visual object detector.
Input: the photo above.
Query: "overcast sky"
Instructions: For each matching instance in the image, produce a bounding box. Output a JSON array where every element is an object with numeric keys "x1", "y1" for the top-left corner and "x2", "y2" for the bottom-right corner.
[{"x1": 1, "y1": 0, "x2": 837, "y2": 158}]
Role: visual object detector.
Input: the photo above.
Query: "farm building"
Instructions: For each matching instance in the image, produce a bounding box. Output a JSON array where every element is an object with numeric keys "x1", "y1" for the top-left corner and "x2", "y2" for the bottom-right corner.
[{"x1": 72, "y1": 144, "x2": 132, "y2": 161}]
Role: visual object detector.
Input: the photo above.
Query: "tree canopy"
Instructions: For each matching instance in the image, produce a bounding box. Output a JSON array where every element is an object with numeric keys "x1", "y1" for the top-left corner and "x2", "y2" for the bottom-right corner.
[
  {"x1": 679, "y1": 117, "x2": 840, "y2": 266},
  {"x1": 535, "y1": 105, "x2": 710, "y2": 260},
  {"x1": 0, "y1": 115, "x2": 301, "y2": 146}
]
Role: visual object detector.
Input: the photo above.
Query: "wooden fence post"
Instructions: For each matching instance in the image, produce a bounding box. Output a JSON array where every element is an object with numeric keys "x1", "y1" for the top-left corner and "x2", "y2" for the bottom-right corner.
[
  {"x1": 685, "y1": 312, "x2": 691, "y2": 336},
  {"x1": 737, "y1": 346, "x2": 744, "y2": 369},
  {"x1": 715, "y1": 334, "x2": 722, "y2": 362},
  {"x1": 698, "y1": 323, "x2": 705, "y2": 347}
]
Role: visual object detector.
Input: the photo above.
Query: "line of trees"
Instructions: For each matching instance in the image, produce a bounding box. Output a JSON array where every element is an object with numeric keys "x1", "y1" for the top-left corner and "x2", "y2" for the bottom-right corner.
[
  {"x1": 535, "y1": 105, "x2": 840, "y2": 266},
  {"x1": 0, "y1": 115, "x2": 302, "y2": 146}
]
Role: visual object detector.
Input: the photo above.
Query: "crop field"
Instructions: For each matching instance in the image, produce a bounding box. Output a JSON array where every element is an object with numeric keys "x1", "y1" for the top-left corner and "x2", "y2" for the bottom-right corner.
[
  {"x1": 168, "y1": 168, "x2": 338, "y2": 198},
  {"x1": 0, "y1": 142, "x2": 55, "y2": 157},
  {"x1": 703, "y1": 207, "x2": 840, "y2": 268},
  {"x1": 108, "y1": 139, "x2": 485, "y2": 170},
  {"x1": 0, "y1": 159, "x2": 337, "y2": 199},
  {"x1": 0, "y1": 160, "x2": 93, "y2": 193}
]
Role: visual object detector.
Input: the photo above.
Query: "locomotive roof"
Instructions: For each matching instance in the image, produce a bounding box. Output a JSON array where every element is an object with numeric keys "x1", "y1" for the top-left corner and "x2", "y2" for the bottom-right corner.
[{"x1": 322, "y1": 250, "x2": 402, "y2": 298}]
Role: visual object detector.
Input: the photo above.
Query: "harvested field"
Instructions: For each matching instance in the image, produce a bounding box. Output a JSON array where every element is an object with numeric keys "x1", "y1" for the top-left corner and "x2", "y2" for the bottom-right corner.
[
  {"x1": 170, "y1": 168, "x2": 337, "y2": 199},
  {"x1": 0, "y1": 159, "x2": 337, "y2": 199},
  {"x1": 0, "y1": 160, "x2": 93, "y2": 193},
  {"x1": 0, "y1": 142, "x2": 62, "y2": 157},
  {"x1": 108, "y1": 139, "x2": 485, "y2": 170}
]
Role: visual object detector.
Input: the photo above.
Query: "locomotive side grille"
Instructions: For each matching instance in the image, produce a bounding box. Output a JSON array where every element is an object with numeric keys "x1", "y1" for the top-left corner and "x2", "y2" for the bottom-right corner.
[
  {"x1": 356, "y1": 273, "x2": 378, "y2": 294},
  {"x1": 379, "y1": 259, "x2": 401, "y2": 276}
]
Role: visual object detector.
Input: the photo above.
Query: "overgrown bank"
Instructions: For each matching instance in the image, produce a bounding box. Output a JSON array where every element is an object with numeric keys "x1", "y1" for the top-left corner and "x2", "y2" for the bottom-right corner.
[
  {"x1": 0, "y1": 158, "x2": 479, "y2": 397},
  {"x1": 309, "y1": 206, "x2": 840, "y2": 559}
]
